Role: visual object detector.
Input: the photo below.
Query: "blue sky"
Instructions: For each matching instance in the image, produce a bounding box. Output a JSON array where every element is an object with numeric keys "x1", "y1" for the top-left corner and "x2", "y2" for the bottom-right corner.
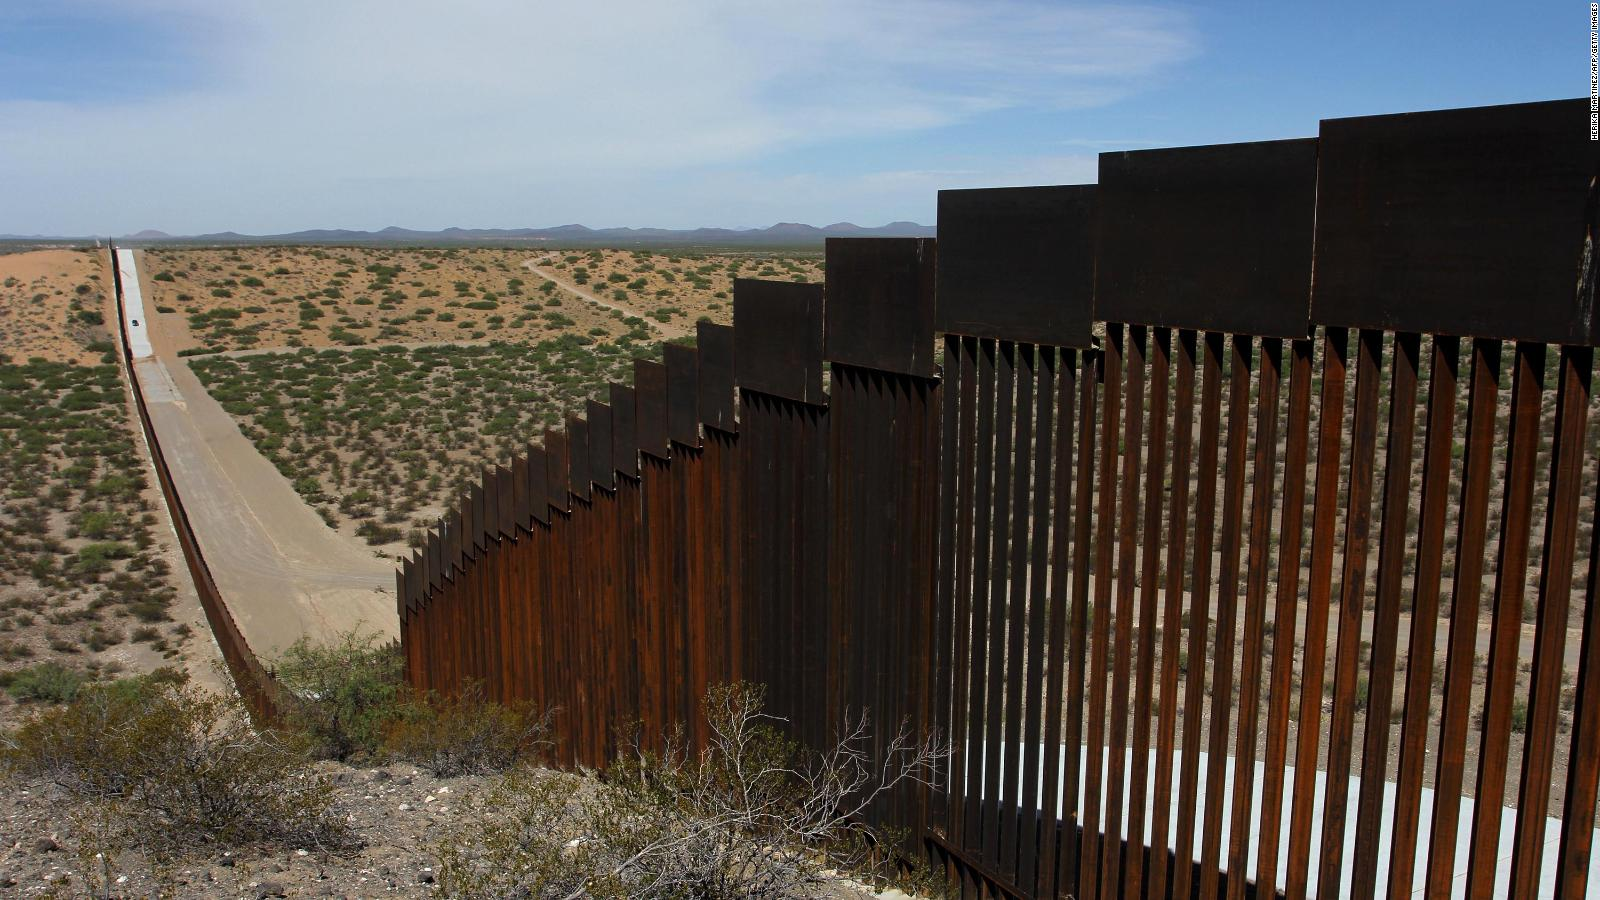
[{"x1": 0, "y1": 1, "x2": 1581, "y2": 235}]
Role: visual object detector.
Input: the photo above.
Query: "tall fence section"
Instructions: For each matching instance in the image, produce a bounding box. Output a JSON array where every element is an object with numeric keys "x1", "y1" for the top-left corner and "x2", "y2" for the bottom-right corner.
[{"x1": 399, "y1": 98, "x2": 1600, "y2": 898}]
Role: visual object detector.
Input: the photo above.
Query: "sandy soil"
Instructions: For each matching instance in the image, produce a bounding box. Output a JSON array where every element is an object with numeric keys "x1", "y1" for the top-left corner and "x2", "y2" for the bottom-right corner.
[
  {"x1": 526, "y1": 247, "x2": 822, "y2": 334},
  {"x1": 137, "y1": 246, "x2": 822, "y2": 358},
  {"x1": 0, "y1": 250, "x2": 113, "y2": 366},
  {"x1": 139, "y1": 247, "x2": 658, "y2": 354}
]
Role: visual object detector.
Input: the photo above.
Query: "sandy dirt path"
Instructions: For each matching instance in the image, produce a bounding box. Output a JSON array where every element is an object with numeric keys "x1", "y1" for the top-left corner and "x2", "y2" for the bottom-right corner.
[
  {"x1": 521, "y1": 259, "x2": 688, "y2": 340},
  {"x1": 129, "y1": 252, "x2": 396, "y2": 660}
]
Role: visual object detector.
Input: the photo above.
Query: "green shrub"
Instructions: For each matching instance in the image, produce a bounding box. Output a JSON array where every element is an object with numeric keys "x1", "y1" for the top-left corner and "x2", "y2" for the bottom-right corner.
[
  {"x1": 2, "y1": 673, "x2": 349, "y2": 855},
  {"x1": 273, "y1": 628, "x2": 405, "y2": 761},
  {"x1": 3, "y1": 662, "x2": 88, "y2": 703},
  {"x1": 382, "y1": 681, "x2": 550, "y2": 777},
  {"x1": 355, "y1": 520, "x2": 403, "y2": 545},
  {"x1": 76, "y1": 510, "x2": 118, "y2": 538},
  {"x1": 73, "y1": 541, "x2": 132, "y2": 573}
]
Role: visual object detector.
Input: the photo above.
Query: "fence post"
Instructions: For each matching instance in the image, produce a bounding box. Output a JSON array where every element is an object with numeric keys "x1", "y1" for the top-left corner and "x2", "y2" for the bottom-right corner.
[
  {"x1": 733, "y1": 278, "x2": 829, "y2": 748},
  {"x1": 822, "y1": 237, "x2": 941, "y2": 857}
]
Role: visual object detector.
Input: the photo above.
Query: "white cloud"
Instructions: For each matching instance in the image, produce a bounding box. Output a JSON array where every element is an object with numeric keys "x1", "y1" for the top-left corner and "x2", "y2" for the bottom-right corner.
[{"x1": 0, "y1": 0, "x2": 1195, "y2": 233}]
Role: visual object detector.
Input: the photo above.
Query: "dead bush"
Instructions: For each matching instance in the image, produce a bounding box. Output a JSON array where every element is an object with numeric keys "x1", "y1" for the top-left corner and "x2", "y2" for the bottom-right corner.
[{"x1": 435, "y1": 681, "x2": 946, "y2": 899}]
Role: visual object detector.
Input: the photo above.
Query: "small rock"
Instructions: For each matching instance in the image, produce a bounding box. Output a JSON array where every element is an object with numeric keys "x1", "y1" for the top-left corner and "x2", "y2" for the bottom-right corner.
[
  {"x1": 257, "y1": 879, "x2": 288, "y2": 898},
  {"x1": 398, "y1": 803, "x2": 412, "y2": 811},
  {"x1": 32, "y1": 837, "x2": 58, "y2": 853},
  {"x1": 218, "y1": 855, "x2": 236, "y2": 868},
  {"x1": 418, "y1": 870, "x2": 436, "y2": 884}
]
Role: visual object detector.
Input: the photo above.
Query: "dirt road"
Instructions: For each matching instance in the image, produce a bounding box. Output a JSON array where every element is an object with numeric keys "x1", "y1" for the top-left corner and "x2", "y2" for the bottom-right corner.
[
  {"x1": 521, "y1": 259, "x2": 688, "y2": 340},
  {"x1": 127, "y1": 252, "x2": 396, "y2": 660}
]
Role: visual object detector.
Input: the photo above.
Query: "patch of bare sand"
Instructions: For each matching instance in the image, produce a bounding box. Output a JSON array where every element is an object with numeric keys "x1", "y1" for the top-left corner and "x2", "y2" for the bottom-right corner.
[{"x1": 0, "y1": 249, "x2": 113, "y2": 365}]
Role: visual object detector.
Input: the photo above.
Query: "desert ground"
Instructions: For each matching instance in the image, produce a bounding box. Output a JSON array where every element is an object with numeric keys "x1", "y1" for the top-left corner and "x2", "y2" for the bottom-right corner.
[
  {"x1": 0, "y1": 249, "x2": 218, "y2": 721},
  {"x1": 138, "y1": 246, "x2": 821, "y2": 357},
  {"x1": 139, "y1": 246, "x2": 823, "y2": 559}
]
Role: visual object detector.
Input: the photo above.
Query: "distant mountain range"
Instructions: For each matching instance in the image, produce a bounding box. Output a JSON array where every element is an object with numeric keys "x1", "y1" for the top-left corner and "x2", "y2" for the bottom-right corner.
[{"x1": 39, "y1": 221, "x2": 933, "y2": 248}]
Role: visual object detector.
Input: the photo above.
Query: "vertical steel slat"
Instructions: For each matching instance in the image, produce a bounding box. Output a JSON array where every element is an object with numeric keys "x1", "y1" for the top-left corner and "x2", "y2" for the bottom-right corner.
[
  {"x1": 1466, "y1": 341, "x2": 1546, "y2": 900},
  {"x1": 492, "y1": 493, "x2": 511, "y2": 704},
  {"x1": 1286, "y1": 326, "x2": 1350, "y2": 900},
  {"x1": 1060, "y1": 346, "x2": 1099, "y2": 900},
  {"x1": 1173, "y1": 330, "x2": 1225, "y2": 900},
  {"x1": 1150, "y1": 327, "x2": 1195, "y2": 900},
  {"x1": 999, "y1": 343, "x2": 1036, "y2": 878},
  {"x1": 716, "y1": 431, "x2": 741, "y2": 690},
  {"x1": 1317, "y1": 327, "x2": 1384, "y2": 900},
  {"x1": 1508, "y1": 345, "x2": 1591, "y2": 897},
  {"x1": 800, "y1": 399, "x2": 831, "y2": 766},
  {"x1": 1199, "y1": 333, "x2": 1252, "y2": 900},
  {"x1": 1225, "y1": 336, "x2": 1282, "y2": 900},
  {"x1": 1126, "y1": 325, "x2": 1169, "y2": 900},
  {"x1": 588, "y1": 401, "x2": 614, "y2": 492},
  {"x1": 935, "y1": 334, "x2": 962, "y2": 832},
  {"x1": 1037, "y1": 345, "x2": 1079, "y2": 900},
  {"x1": 1351, "y1": 332, "x2": 1421, "y2": 898},
  {"x1": 611, "y1": 383, "x2": 639, "y2": 479},
  {"x1": 1019, "y1": 344, "x2": 1056, "y2": 894},
  {"x1": 1082, "y1": 325, "x2": 1124, "y2": 899},
  {"x1": 1101, "y1": 323, "x2": 1144, "y2": 900},
  {"x1": 1256, "y1": 336, "x2": 1314, "y2": 894},
  {"x1": 981, "y1": 341, "x2": 1017, "y2": 869},
  {"x1": 963, "y1": 338, "x2": 998, "y2": 855},
  {"x1": 1558, "y1": 434, "x2": 1600, "y2": 897},
  {"x1": 504, "y1": 517, "x2": 524, "y2": 705},
  {"x1": 949, "y1": 336, "x2": 980, "y2": 869},
  {"x1": 677, "y1": 437, "x2": 704, "y2": 752},
  {"x1": 1385, "y1": 335, "x2": 1459, "y2": 897},
  {"x1": 907, "y1": 371, "x2": 941, "y2": 850},
  {"x1": 599, "y1": 512, "x2": 618, "y2": 752},
  {"x1": 527, "y1": 447, "x2": 550, "y2": 527}
]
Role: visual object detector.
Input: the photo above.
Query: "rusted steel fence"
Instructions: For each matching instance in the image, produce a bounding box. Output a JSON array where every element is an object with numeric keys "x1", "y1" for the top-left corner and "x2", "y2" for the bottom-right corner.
[
  {"x1": 401, "y1": 98, "x2": 1600, "y2": 898},
  {"x1": 108, "y1": 246, "x2": 283, "y2": 723}
]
